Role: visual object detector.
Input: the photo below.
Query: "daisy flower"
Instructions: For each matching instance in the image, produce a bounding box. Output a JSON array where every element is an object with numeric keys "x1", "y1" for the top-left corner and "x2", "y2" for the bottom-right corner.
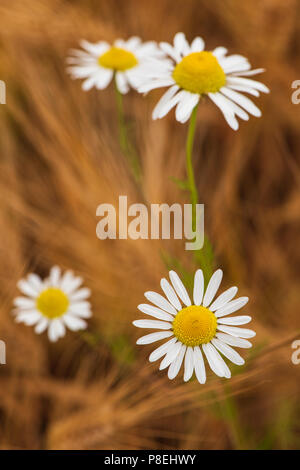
[
  {"x1": 13, "y1": 266, "x2": 92, "y2": 342},
  {"x1": 67, "y1": 36, "x2": 164, "y2": 93},
  {"x1": 133, "y1": 269, "x2": 255, "y2": 382},
  {"x1": 138, "y1": 32, "x2": 269, "y2": 130}
]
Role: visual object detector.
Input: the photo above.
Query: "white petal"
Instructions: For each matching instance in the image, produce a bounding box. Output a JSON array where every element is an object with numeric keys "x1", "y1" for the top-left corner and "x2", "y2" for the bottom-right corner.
[
  {"x1": 175, "y1": 91, "x2": 199, "y2": 123},
  {"x1": 183, "y1": 347, "x2": 194, "y2": 382},
  {"x1": 80, "y1": 40, "x2": 110, "y2": 56},
  {"x1": 63, "y1": 314, "x2": 87, "y2": 331},
  {"x1": 208, "y1": 92, "x2": 239, "y2": 131},
  {"x1": 94, "y1": 69, "x2": 113, "y2": 90},
  {"x1": 149, "y1": 337, "x2": 177, "y2": 362},
  {"x1": 152, "y1": 88, "x2": 182, "y2": 119},
  {"x1": 168, "y1": 345, "x2": 186, "y2": 379},
  {"x1": 218, "y1": 91, "x2": 250, "y2": 121},
  {"x1": 193, "y1": 346, "x2": 206, "y2": 384},
  {"x1": 226, "y1": 76, "x2": 270, "y2": 94},
  {"x1": 27, "y1": 274, "x2": 44, "y2": 293},
  {"x1": 48, "y1": 319, "x2": 65, "y2": 342},
  {"x1": 217, "y1": 325, "x2": 256, "y2": 339},
  {"x1": 159, "y1": 42, "x2": 181, "y2": 62},
  {"x1": 144, "y1": 292, "x2": 177, "y2": 315},
  {"x1": 35, "y1": 317, "x2": 49, "y2": 334},
  {"x1": 137, "y1": 331, "x2": 173, "y2": 345},
  {"x1": 152, "y1": 85, "x2": 179, "y2": 120},
  {"x1": 17, "y1": 279, "x2": 39, "y2": 298},
  {"x1": 226, "y1": 83, "x2": 260, "y2": 97},
  {"x1": 139, "y1": 78, "x2": 175, "y2": 93},
  {"x1": 160, "y1": 278, "x2": 182, "y2": 311},
  {"x1": 215, "y1": 332, "x2": 252, "y2": 349},
  {"x1": 220, "y1": 87, "x2": 261, "y2": 117},
  {"x1": 132, "y1": 319, "x2": 172, "y2": 330},
  {"x1": 14, "y1": 297, "x2": 36, "y2": 309},
  {"x1": 202, "y1": 342, "x2": 231, "y2": 378},
  {"x1": 60, "y1": 272, "x2": 83, "y2": 294},
  {"x1": 203, "y1": 269, "x2": 223, "y2": 307},
  {"x1": 159, "y1": 341, "x2": 182, "y2": 370},
  {"x1": 193, "y1": 269, "x2": 204, "y2": 306},
  {"x1": 232, "y1": 68, "x2": 265, "y2": 77},
  {"x1": 173, "y1": 33, "x2": 190, "y2": 57},
  {"x1": 212, "y1": 47, "x2": 228, "y2": 59},
  {"x1": 115, "y1": 72, "x2": 130, "y2": 94},
  {"x1": 49, "y1": 266, "x2": 61, "y2": 287},
  {"x1": 210, "y1": 286, "x2": 238, "y2": 311},
  {"x1": 15, "y1": 310, "x2": 41, "y2": 325},
  {"x1": 137, "y1": 303, "x2": 174, "y2": 321},
  {"x1": 70, "y1": 288, "x2": 91, "y2": 302},
  {"x1": 191, "y1": 37, "x2": 205, "y2": 52},
  {"x1": 215, "y1": 297, "x2": 249, "y2": 318},
  {"x1": 212, "y1": 338, "x2": 245, "y2": 365},
  {"x1": 218, "y1": 315, "x2": 251, "y2": 326},
  {"x1": 169, "y1": 271, "x2": 191, "y2": 306}
]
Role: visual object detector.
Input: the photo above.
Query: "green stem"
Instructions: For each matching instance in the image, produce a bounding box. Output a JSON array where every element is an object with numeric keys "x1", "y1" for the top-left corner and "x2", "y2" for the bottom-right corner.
[
  {"x1": 114, "y1": 77, "x2": 141, "y2": 183},
  {"x1": 186, "y1": 104, "x2": 199, "y2": 232}
]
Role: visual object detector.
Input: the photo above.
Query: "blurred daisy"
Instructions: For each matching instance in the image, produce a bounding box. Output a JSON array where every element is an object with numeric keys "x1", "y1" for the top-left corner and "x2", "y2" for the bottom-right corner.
[
  {"x1": 138, "y1": 32, "x2": 269, "y2": 130},
  {"x1": 67, "y1": 36, "x2": 164, "y2": 93},
  {"x1": 13, "y1": 266, "x2": 92, "y2": 342},
  {"x1": 133, "y1": 269, "x2": 255, "y2": 382}
]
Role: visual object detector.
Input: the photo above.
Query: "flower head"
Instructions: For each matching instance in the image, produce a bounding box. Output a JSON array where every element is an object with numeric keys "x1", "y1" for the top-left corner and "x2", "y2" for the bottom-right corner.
[
  {"x1": 13, "y1": 266, "x2": 92, "y2": 342},
  {"x1": 138, "y1": 32, "x2": 269, "y2": 129},
  {"x1": 67, "y1": 36, "x2": 164, "y2": 93},
  {"x1": 133, "y1": 269, "x2": 255, "y2": 382}
]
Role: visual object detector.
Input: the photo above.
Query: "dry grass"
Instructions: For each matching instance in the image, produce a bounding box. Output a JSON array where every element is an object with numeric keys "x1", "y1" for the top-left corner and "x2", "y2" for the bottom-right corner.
[{"x1": 0, "y1": 0, "x2": 299, "y2": 449}]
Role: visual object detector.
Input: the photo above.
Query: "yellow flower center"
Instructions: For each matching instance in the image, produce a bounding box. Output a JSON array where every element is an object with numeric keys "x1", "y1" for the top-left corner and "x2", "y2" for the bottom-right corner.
[
  {"x1": 172, "y1": 305, "x2": 217, "y2": 347},
  {"x1": 98, "y1": 47, "x2": 138, "y2": 71},
  {"x1": 36, "y1": 288, "x2": 69, "y2": 319},
  {"x1": 172, "y1": 51, "x2": 226, "y2": 95}
]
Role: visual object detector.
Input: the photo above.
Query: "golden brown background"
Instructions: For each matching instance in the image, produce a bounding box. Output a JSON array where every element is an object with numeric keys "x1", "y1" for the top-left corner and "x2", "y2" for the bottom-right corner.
[{"x1": 0, "y1": 0, "x2": 299, "y2": 449}]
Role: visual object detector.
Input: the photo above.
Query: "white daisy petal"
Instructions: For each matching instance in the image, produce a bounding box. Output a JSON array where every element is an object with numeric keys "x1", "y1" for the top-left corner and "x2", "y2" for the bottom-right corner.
[
  {"x1": 160, "y1": 278, "x2": 182, "y2": 311},
  {"x1": 218, "y1": 91, "x2": 250, "y2": 121},
  {"x1": 220, "y1": 87, "x2": 262, "y2": 117},
  {"x1": 159, "y1": 42, "x2": 181, "y2": 62},
  {"x1": 193, "y1": 269, "x2": 204, "y2": 306},
  {"x1": 48, "y1": 319, "x2": 64, "y2": 342},
  {"x1": 115, "y1": 72, "x2": 130, "y2": 94},
  {"x1": 80, "y1": 40, "x2": 110, "y2": 56},
  {"x1": 15, "y1": 310, "x2": 41, "y2": 325},
  {"x1": 152, "y1": 85, "x2": 180, "y2": 120},
  {"x1": 183, "y1": 346, "x2": 194, "y2": 382},
  {"x1": 173, "y1": 32, "x2": 190, "y2": 57},
  {"x1": 203, "y1": 269, "x2": 223, "y2": 307},
  {"x1": 218, "y1": 315, "x2": 251, "y2": 326},
  {"x1": 169, "y1": 271, "x2": 191, "y2": 306},
  {"x1": 215, "y1": 297, "x2": 249, "y2": 318},
  {"x1": 132, "y1": 319, "x2": 172, "y2": 330},
  {"x1": 226, "y1": 76, "x2": 270, "y2": 94},
  {"x1": 232, "y1": 68, "x2": 265, "y2": 77},
  {"x1": 94, "y1": 69, "x2": 113, "y2": 90},
  {"x1": 149, "y1": 337, "x2": 177, "y2": 362},
  {"x1": 159, "y1": 341, "x2": 182, "y2": 370},
  {"x1": 215, "y1": 332, "x2": 252, "y2": 349},
  {"x1": 17, "y1": 279, "x2": 40, "y2": 298},
  {"x1": 49, "y1": 266, "x2": 61, "y2": 287},
  {"x1": 193, "y1": 346, "x2": 206, "y2": 384},
  {"x1": 138, "y1": 303, "x2": 174, "y2": 321},
  {"x1": 226, "y1": 83, "x2": 260, "y2": 97},
  {"x1": 217, "y1": 325, "x2": 256, "y2": 339},
  {"x1": 139, "y1": 78, "x2": 176, "y2": 93},
  {"x1": 152, "y1": 88, "x2": 182, "y2": 119},
  {"x1": 60, "y1": 273, "x2": 83, "y2": 295},
  {"x1": 175, "y1": 91, "x2": 199, "y2": 123},
  {"x1": 208, "y1": 92, "x2": 239, "y2": 130},
  {"x1": 70, "y1": 288, "x2": 91, "y2": 302},
  {"x1": 168, "y1": 345, "x2": 186, "y2": 379},
  {"x1": 63, "y1": 314, "x2": 87, "y2": 331},
  {"x1": 34, "y1": 317, "x2": 49, "y2": 334},
  {"x1": 27, "y1": 274, "x2": 44, "y2": 293},
  {"x1": 209, "y1": 286, "x2": 238, "y2": 311},
  {"x1": 14, "y1": 297, "x2": 36, "y2": 309},
  {"x1": 144, "y1": 292, "x2": 177, "y2": 315},
  {"x1": 202, "y1": 342, "x2": 231, "y2": 378},
  {"x1": 191, "y1": 37, "x2": 205, "y2": 52},
  {"x1": 137, "y1": 331, "x2": 173, "y2": 345},
  {"x1": 212, "y1": 338, "x2": 245, "y2": 365},
  {"x1": 212, "y1": 47, "x2": 228, "y2": 59}
]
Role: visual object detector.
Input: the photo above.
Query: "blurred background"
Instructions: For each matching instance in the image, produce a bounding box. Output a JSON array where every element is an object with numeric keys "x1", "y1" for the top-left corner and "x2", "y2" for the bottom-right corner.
[{"x1": 0, "y1": 0, "x2": 299, "y2": 450}]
